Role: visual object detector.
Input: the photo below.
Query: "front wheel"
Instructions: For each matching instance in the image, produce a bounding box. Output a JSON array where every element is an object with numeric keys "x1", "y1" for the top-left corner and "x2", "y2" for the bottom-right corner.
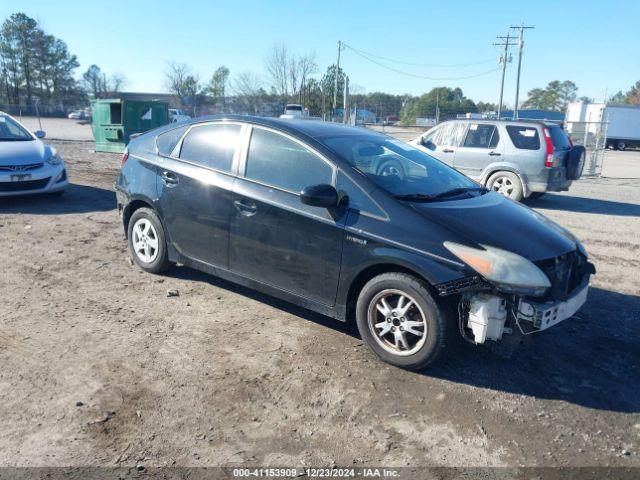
[
  {"x1": 355, "y1": 272, "x2": 448, "y2": 370},
  {"x1": 487, "y1": 171, "x2": 523, "y2": 202},
  {"x1": 617, "y1": 141, "x2": 627, "y2": 151}
]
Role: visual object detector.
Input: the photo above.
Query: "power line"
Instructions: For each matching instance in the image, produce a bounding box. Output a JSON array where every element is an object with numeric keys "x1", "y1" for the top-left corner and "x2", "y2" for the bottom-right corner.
[
  {"x1": 342, "y1": 42, "x2": 495, "y2": 68},
  {"x1": 343, "y1": 44, "x2": 500, "y2": 81}
]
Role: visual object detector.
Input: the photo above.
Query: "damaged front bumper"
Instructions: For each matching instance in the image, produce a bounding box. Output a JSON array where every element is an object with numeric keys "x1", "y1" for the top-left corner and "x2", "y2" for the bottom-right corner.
[{"x1": 439, "y1": 252, "x2": 595, "y2": 345}]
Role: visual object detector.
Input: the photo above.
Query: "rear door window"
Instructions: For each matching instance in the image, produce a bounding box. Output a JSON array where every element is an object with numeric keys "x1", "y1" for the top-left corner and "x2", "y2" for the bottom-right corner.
[
  {"x1": 463, "y1": 124, "x2": 499, "y2": 149},
  {"x1": 245, "y1": 127, "x2": 333, "y2": 193},
  {"x1": 548, "y1": 126, "x2": 571, "y2": 150},
  {"x1": 179, "y1": 123, "x2": 242, "y2": 172},
  {"x1": 506, "y1": 125, "x2": 540, "y2": 150}
]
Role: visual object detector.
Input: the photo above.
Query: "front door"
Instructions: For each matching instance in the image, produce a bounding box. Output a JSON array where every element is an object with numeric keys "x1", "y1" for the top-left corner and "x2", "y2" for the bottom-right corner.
[
  {"x1": 416, "y1": 122, "x2": 464, "y2": 167},
  {"x1": 157, "y1": 122, "x2": 244, "y2": 268},
  {"x1": 454, "y1": 123, "x2": 503, "y2": 180},
  {"x1": 229, "y1": 126, "x2": 345, "y2": 305}
]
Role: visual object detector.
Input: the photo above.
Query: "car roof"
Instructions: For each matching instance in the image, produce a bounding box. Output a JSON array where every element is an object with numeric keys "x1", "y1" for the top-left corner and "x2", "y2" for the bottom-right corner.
[
  {"x1": 188, "y1": 115, "x2": 371, "y2": 140},
  {"x1": 443, "y1": 118, "x2": 562, "y2": 128}
]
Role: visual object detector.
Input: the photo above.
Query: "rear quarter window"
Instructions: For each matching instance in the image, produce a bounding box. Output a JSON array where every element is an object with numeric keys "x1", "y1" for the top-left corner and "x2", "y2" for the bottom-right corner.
[
  {"x1": 548, "y1": 126, "x2": 571, "y2": 150},
  {"x1": 506, "y1": 126, "x2": 540, "y2": 150},
  {"x1": 156, "y1": 125, "x2": 188, "y2": 156}
]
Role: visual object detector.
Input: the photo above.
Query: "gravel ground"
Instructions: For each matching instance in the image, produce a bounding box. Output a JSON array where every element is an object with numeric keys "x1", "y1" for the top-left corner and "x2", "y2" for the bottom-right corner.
[{"x1": 0, "y1": 140, "x2": 638, "y2": 469}]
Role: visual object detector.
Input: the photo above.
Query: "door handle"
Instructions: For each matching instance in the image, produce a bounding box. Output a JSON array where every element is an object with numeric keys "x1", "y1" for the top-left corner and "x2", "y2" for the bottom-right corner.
[
  {"x1": 488, "y1": 151, "x2": 502, "y2": 156},
  {"x1": 161, "y1": 171, "x2": 179, "y2": 185},
  {"x1": 233, "y1": 199, "x2": 258, "y2": 216},
  {"x1": 442, "y1": 148, "x2": 454, "y2": 153}
]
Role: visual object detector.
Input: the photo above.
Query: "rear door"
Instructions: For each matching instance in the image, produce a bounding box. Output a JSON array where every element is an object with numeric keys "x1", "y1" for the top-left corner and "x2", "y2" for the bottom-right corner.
[
  {"x1": 157, "y1": 122, "x2": 244, "y2": 268},
  {"x1": 229, "y1": 126, "x2": 346, "y2": 305},
  {"x1": 454, "y1": 123, "x2": 502, "y2": 180}
]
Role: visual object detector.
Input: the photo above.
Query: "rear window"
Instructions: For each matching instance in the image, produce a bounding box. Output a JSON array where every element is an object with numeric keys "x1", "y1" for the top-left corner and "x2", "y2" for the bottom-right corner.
[
  {"x1": 548, "y1": 126, "x2": 571, "y2": 150},
  {"x1": 506, "y1": 125, "x2": 540, "y2": 150},
  {"x1": 156, "y1": 125, "x2": 188, "y2": 156}
]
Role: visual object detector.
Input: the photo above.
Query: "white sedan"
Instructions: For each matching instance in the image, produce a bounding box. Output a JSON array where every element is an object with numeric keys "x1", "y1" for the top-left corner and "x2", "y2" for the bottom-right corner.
[{"x1": 0, "y1": 112, "x2": 68, "y2": 197}]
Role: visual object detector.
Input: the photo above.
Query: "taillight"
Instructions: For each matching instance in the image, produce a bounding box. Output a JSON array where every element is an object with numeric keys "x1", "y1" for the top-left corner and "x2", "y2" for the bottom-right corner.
[
  {"x1": 121, "y1": 151, "x2": 129, "y2": 167},
  {"x1": 543, "y1": 128, "x2": 555, "y2": 167}
]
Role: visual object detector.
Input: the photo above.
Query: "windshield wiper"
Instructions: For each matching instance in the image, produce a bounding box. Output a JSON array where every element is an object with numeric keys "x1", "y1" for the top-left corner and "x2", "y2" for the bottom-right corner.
[
  {"x1": 393, "y1": 193, "x2": 438, "y2": 202},
  {"x1": 0, "y1": 138, "x2": 30, "y2": 141},
  {"x1": 432, "y1": 186, "x2": 488, "y2": 199},
  {"x1": 395, "y1": 187, "x2": 488, "y2": 202}
]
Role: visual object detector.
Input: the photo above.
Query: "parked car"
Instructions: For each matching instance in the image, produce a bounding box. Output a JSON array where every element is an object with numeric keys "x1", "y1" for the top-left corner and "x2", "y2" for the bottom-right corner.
[
  {"x1": 280, "y1": 104, "x2": 310, "y2": 119},
  {"x1": 67, "y1": 110, "x2": 86, "y2": 120},
  {"x1": 169, "y1": 109, "x2": 191, "y2": 123},
  {"x1": 410, "y1": 119, "x2": 586, "y2": 201},
  {"x1": 116, "y1": 116, "x2": 594, "y2": 370},
  {"x1": 0, "y1": 112, "x2": 68, "y2": 197}
]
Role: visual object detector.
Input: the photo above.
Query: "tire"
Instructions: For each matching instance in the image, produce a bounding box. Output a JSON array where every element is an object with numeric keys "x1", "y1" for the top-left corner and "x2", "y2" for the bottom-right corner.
[
  {"x1": 127, "y1": 207, "x2": 171, "y2": 274},
  {"x1": 617, "y1": 141, "x2": 626, "y2": 151},
  {"x1": 528, "y1": 192, "x2": 545, "y2": 199},
  {"x1": 355, "y1": 272, "x2": 449, "y2": 370},
  {"x1": 377, "y1": 159, "x2": 405, "y2": 180},
  {"x1": 566, "y1": 145, "x2": 586, "y2": 180},
  {"x1": 487, "y1": 171, "x2": 523, "y2": 202}
]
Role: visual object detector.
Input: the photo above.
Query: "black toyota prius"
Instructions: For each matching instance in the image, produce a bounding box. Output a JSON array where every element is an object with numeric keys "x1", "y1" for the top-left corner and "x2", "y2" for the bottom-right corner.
[{"x1": 115, "y1": 116, "x2": 594, "y2": 370}]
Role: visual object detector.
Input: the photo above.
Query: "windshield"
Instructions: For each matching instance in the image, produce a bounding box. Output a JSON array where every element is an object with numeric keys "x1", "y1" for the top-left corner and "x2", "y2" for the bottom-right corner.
[
  {"x1": 322, "y1": 133, "x2": 480, "y2": 198},
  {"x1": 0, "y1": 115, "x2": 33, "y2": 141}
]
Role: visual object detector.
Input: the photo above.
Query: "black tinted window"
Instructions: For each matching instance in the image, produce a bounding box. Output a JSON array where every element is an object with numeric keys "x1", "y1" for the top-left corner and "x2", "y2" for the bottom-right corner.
[
  {"x1": 246, "y1": 128, "x2": 333, "y2": 192},
  {"x1": 156, "y1": 125, "x2": 188, "y2": 155},
  {"x1": 337, "y1": 170, "x2": 383, "y2": 216},
  {"x1": 463, "y1": 124, "x2": 499, "y2": 149},
  {"x1": 548, "y1": 126, "x2": 571, "y2": 150},
  {"x1": 179, "y1": 123, "x2": 241, "y2": 172},
  {"x1": 506, "y1": 126, "x2": 540, "y2": 150}
]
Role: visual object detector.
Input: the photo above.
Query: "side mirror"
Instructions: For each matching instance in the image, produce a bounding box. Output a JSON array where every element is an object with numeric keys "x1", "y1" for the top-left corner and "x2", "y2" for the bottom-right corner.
[
  {"x1": 34, "y1": 130, "x2": 46, "y2": 139},
  {"x1": 300, "y1": 184, "x2": 339, "y2": 208}
]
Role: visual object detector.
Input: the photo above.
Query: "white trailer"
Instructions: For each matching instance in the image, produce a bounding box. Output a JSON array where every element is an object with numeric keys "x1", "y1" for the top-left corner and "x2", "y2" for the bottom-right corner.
[{"x1": 565, "y1": 102, "x2": 640, "y2": 150}]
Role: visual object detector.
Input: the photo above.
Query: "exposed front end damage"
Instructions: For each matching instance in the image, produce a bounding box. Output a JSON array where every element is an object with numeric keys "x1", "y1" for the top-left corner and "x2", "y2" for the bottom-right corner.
[{"x1": 437, "y1": 249, "x2": 596, "y2": 345}]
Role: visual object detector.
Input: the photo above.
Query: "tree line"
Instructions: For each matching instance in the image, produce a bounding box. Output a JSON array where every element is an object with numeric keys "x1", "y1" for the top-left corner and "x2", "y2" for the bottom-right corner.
[{"x1": 2, "y1": 11, "x2": 638, "y2": 122}]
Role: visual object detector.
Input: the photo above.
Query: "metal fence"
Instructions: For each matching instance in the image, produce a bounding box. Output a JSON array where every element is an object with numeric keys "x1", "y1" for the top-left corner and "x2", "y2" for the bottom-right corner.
[{"x1": 564, "y1": 120, "x2": 608, "y2": 177}]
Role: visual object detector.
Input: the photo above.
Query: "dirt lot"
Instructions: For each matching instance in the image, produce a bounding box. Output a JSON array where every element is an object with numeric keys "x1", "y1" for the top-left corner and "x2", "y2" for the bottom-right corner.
[{"x1": 0, "y1": 140, "x2": 639, "y2": 469}]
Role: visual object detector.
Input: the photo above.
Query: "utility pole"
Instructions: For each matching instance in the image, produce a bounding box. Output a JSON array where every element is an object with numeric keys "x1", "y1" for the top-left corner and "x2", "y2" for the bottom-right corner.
[
  {"x1": 510, "y1": 23, "x2": 534, "y2": 119},
  {"x1": 343, "y1": 75, "x2": 349, "y2": 124},
  {"x1": 493, "y1": 33, "x2": 515, "y2": 119},
  {"x1": 435, "y1": 88, "x2": 440, "y2": 124},
  {"x1": 333, "y1": 40, "x2": 342, "y2": 119}
]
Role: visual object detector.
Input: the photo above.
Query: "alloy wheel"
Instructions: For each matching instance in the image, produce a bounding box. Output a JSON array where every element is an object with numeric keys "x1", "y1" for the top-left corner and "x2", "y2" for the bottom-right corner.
[
  {"x1": 132, "y1": 218, "x2": 159, "y2": 264},
  {"x1": 491, "y1": 176, "x2": 515, "y2": 197},
  {"x1": 367, "y1": 289, "x2": 427, "y2": 356}
]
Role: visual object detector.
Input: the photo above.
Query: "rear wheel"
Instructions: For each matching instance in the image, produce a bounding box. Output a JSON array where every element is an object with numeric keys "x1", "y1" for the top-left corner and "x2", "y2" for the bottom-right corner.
[
  {"x1": 487, "y1": 171, "x2": 523, "y2": 202},
  {"x1": 617, "y1": 141, "x2": 627, "y2": 151},
  {"x1": 355, "y1": 272, "x2": 448, "y2": 370},
  {"x1": 127, "y1": 207, "x2": 171, "y2": 274}
]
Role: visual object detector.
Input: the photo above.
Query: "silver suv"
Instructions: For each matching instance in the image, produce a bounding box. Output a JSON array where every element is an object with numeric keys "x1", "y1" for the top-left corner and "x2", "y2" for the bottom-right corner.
[{"x1": 410, "y1": 119, "x2": 585, "y2": 201}]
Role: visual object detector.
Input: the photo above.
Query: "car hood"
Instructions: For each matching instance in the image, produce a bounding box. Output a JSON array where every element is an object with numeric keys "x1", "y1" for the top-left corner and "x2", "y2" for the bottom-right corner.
[
  {"x1": 410, "y1": 191, "x2": 578, "y2": 261},
  {"x1": 0, "y1": 139, "x2": 51, "y2": 165}
]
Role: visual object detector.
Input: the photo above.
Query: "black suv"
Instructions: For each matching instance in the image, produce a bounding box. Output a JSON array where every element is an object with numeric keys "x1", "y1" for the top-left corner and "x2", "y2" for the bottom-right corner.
[{"x1": 116, "y1": 116, "x2": 594, "y2": 370}]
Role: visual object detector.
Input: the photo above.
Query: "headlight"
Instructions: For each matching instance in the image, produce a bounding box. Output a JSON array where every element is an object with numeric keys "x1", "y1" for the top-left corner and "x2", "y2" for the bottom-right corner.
[
  {"x1": 47, "y1": 153, "x2": 62, "y2": 165},
  {"x1": 444, "y1": 241, "x2": 551, "y2": 295}
]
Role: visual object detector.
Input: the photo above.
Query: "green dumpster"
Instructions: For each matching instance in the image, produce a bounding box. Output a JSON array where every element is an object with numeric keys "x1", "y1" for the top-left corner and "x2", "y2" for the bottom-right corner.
[{"x1": 91, "y1": 97, "x2": 170, "y2": 153}]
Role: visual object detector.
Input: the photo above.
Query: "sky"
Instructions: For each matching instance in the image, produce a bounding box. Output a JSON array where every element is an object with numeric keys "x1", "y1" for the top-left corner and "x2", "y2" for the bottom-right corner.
[{"x1": 4, "y1": 0, "x2": 639, "y2": 106}]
